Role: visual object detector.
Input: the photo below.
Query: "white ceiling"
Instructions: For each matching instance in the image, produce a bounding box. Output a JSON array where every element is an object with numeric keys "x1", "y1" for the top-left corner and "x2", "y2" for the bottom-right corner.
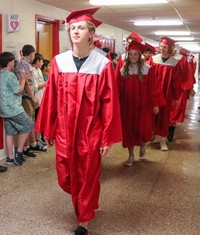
[{"x1": 35, "y1": 0, "x2": 200, "y2": 52}]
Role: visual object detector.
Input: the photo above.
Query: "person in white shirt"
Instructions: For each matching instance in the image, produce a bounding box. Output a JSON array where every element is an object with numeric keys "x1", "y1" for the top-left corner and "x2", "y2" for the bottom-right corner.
[{"x1": 31, "y1": 53, "x2": 46, "y2": 144}]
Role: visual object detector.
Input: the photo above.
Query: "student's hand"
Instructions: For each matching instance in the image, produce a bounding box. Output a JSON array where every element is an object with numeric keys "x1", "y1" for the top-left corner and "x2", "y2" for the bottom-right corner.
[
  {"x1": 153, "y1": 106, "x2": 159, "y2": 115},
  {"x1": 44, "y1": 138, "x2": 54, "y2": 147},
  {"x1": 100, "y1": 146, "x2": 111, "y2": 156}
]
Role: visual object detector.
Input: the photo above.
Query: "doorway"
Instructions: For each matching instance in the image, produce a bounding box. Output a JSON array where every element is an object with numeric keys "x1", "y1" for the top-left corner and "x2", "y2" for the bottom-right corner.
[
  {"x1": 0, "y1": 14, "x2": 2, "y2": 53},
  {"x1": 37, "y1": 22, "x2": 53, "y2": 61},
  {"x1": 35, "y1": 15, "x2": 60, "y2": 61}
]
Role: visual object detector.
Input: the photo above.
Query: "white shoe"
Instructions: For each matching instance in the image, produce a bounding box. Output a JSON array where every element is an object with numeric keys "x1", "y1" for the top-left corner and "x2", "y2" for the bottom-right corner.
[
  {"x1": 139, "y1": 144, "x2": 146, "y2": 158},
  {"x1": 160, "y1": 138, "x2": 168, "y2": 151},
  {"x1": 124, "y1": 155, "x2": 135, "y2": 167}
]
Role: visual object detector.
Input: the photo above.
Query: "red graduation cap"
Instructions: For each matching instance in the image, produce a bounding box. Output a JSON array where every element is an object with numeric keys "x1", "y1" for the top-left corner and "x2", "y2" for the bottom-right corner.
[
  {"x1": 145, "y1": 42, "x2": 156, "y2": 54},
  {"x1": 126, "y1": 32, "x2": 144, "y2": 43},
  {"x1": 127, "y1": 40, "x2": 147, "y2": 54},
  {"x1": 64, "y1": 7, "x2": 102, "y2": 28},
  {"x1": 160, "y1": 36, "x2": 175, "y2": 46}
]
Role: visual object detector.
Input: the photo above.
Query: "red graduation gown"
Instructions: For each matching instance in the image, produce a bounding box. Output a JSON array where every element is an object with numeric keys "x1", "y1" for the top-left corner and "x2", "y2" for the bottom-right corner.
[
  {"x1": 188, "y1": 56, "x2": 196, "y2": 84},
  {"x1": 35, "y1": 49, "x2": 122, "y2": 222},
  {"x1": 149, "y1": 54, "x2": 181, "y2": 137},
  {"x1": 117, "y1": 64, "x2": 163, "y2": 147},
  {"x1": 115, "y1": 53, "x2": 126, "y2": 89},
  {"x1": 170, "y1": 54, "x2": 193, "y2": 123}
]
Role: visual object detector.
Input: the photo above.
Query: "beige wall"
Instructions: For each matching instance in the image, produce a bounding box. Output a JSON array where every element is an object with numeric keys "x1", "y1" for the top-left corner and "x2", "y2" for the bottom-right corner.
[{"x1": 1, "y1": 0, "x2": 68, "y2": 60}]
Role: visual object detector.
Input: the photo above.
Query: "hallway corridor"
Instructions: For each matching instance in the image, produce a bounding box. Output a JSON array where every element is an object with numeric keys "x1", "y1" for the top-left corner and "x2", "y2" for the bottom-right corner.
[{"x1": 0, "y1": 91, "x2": 200, "y2": 235}]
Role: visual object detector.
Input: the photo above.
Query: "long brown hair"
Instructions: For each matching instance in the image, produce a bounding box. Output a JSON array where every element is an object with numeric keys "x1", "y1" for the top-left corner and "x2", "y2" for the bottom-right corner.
[{"x1": 123, "y1": 51, "x2": 145, "y2": 81}]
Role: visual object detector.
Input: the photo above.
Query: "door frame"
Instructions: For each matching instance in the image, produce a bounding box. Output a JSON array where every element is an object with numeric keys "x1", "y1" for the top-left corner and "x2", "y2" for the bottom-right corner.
[
  {"x1": 35, "y1": 15, "x2": 60, "y2": 57},
  {"x1": 0, "y1": 14, "x2": 2, "y2": 53},
  {"x1": 0, "y1": 14, "x2": 5, "y2": 156}
]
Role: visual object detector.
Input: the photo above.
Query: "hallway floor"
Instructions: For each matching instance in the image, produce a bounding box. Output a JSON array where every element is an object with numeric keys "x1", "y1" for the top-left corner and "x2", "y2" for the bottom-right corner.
[{"x1": 0, "y1": 92, "x2": 200, "y2": 235}]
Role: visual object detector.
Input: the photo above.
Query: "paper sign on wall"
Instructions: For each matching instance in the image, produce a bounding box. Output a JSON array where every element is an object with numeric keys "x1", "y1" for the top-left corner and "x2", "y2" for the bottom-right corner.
[{"x1": 8, "y1": 14, "x2": 20, "y2": 32}]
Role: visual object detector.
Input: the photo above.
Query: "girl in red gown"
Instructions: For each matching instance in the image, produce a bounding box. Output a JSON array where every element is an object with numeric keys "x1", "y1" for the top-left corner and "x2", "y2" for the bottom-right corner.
[{"x1": 116, "y1": 40, "x2": 163, "y2": 166}]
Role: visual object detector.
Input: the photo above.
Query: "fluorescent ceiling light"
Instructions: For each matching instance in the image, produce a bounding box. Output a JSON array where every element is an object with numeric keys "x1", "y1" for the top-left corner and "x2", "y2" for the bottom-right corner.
[
  {"x1": 177, "y1": 42, "x2": 198, "y2": 45},
  {"x1": 89, "y1": 0, "x2": 168, "y2": 5},
  {"x1": 181, "y1": 45, "x2": 200, "y2": 51},
  {"x1": 177, "y1": 43, "x2": 200, "y2": 51},
  {"x1": 134, "y1": 20, "x2": 183, "y2": 26},
  {"x1": 155, "y1": 31, "x2": 190, "y2": 36},
  {"x1": 170, "y1": 36, "x2": 194, "y2": 41}
]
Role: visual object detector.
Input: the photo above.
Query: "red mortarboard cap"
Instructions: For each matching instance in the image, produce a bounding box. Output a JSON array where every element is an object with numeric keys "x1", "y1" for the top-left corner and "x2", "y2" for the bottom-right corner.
[
  {"x1": 160, "y1": 36, "x2": 175, "y2": 46},
  {"x1": 145, "y1": 42, "x2": 156, "y2": 54},
  {"x1": 64, "y1": 7, "x2": 102, "y2": 28},
  {"x1": 126, "y1": 32, "x2": 144, "y2": 43},
  {"x1": 127, "y1": 40, "x2": 148, "y2": 54},
  {"x1": 179, "y1": 48, "x2": 190, "y2": 56}
]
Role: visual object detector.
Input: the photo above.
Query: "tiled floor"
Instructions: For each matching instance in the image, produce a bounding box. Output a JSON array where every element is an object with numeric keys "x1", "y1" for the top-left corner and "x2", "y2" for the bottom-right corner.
[{"x1": 0, "y1": 90, "x2": 200, "y2": 235}]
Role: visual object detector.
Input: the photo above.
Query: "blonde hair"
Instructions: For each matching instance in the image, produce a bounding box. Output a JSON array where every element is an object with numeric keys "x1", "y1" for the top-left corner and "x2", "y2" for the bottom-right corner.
[
  {"x1": 86, "y1": 21, "x2": 96, "y2": 45},
  {"x1": 86, "y1": 21, "x2": 96, "y2": 32}
]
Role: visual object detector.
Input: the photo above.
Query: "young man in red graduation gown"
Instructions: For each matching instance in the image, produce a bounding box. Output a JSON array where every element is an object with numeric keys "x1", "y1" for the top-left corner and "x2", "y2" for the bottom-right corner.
[
  {"x1": 148, "y1": 36, "x2": 182, "y2": 151},
  {"x1": 35, "y1": 7, "x2": 122, "y2": 235},
  {"x1": 168, "y1": 46, "x2": 195, "y2": 141}
]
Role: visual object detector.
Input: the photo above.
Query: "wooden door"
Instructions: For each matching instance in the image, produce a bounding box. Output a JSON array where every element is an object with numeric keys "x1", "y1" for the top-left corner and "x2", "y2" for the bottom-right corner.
[
  {"x1": 37, "y1": 22, "x2": 53, "y2": 61},
  {"x1": 35, "y1": 15, "x2": 60, "y2": 61}
]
